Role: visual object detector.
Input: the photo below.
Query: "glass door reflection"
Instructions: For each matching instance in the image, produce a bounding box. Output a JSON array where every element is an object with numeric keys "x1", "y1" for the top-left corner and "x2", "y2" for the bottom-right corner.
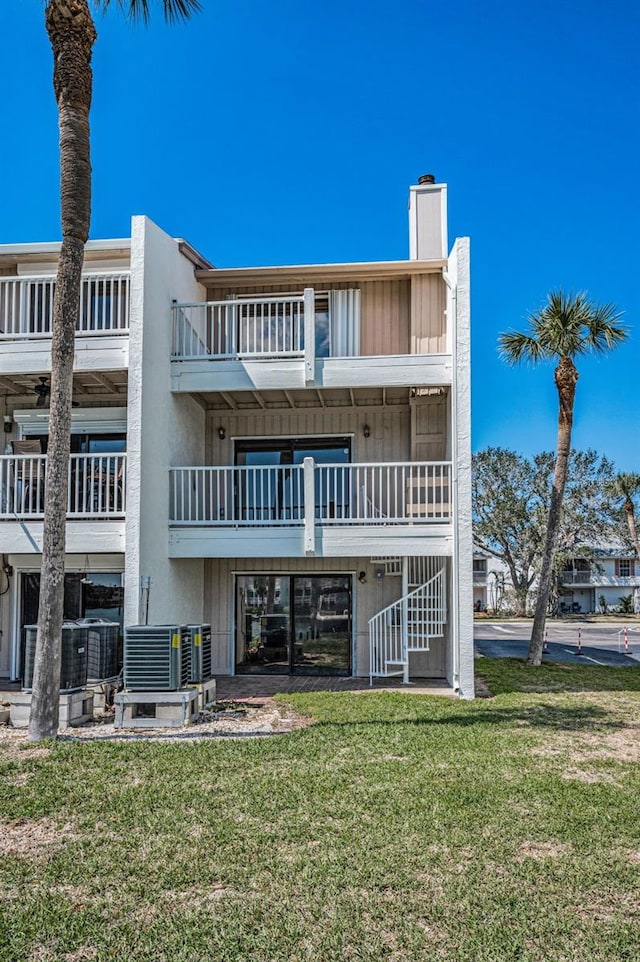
[
  {"x1": 236, "y1": 574, "x2": 352, "y2": 675},
  {"x1": 292, "y1": 576, "x2": 351, "y2": 673}
]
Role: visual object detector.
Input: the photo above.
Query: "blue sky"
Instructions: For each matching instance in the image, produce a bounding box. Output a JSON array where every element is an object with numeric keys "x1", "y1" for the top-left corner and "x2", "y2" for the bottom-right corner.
[{"x1": 3, "y1": 0, "x2": 638, "y2": 469}]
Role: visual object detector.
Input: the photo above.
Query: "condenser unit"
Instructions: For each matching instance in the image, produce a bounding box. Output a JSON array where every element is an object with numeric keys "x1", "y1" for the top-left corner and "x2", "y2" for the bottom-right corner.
[
  {"x1": 124, "y1": 625, "x2": 191, "y2": 691},
  {"x1": 186, "y1": 624, "x2": 212, "y2": 682},
  {"x1": 75, "y1": 618, "x2": 120, "y2": 681},
  {"x1": 22, "y1": 622, "x2": 88, "y2": 693}
]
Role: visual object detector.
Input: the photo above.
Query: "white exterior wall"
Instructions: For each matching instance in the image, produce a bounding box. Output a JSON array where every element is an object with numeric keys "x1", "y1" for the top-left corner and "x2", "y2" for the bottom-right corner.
[
  {"x1": 125, "y1": 217, "x2": 206, "y2": 628},
  {"x1": 448, "y1": 237, "x2": 474, "y2": 698},
  {"x1": 409, "y1": 183, "x2": 448, "y2": 260}
]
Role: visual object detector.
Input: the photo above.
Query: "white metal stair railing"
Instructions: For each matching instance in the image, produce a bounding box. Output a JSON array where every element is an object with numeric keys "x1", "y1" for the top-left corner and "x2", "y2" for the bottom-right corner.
[{"x1": 368, "y1": 568, "x2": 446, "y2": 685}]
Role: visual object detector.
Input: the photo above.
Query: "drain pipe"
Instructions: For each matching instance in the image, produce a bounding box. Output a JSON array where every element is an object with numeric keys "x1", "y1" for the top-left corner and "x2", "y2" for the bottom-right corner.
[{"x1": 442, "y1": 269, "x2": 460, "y2": 695}]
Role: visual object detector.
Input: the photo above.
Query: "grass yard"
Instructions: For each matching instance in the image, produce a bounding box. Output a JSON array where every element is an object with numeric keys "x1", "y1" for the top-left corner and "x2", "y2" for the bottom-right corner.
[{"x1": 1, "y1": 660, "x2": 639, "y2": 962}]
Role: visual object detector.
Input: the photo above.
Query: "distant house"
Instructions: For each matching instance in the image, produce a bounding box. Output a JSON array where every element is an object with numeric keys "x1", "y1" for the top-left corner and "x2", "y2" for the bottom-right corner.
[
  {"x1": 473, "y1": 550, "x2": 489, "y2": 610},
  {"x1": 473, "y1": 549, "x2": 512, "y2": 613},
  {"x1": 559, "y1": 548, "x2": 640, "y2": 614}
]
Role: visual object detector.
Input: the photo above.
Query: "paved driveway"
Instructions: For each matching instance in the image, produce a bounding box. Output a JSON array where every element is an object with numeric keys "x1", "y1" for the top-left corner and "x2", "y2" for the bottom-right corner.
[{"x1": 474, "y1": 620, "x2": 640, "y2": 667}]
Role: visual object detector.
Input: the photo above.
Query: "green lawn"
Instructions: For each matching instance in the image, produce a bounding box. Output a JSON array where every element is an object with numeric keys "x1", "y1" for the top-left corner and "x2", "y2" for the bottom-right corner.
[{"x1": 1, "y1": 661, "x2": 639, "y2": 962}]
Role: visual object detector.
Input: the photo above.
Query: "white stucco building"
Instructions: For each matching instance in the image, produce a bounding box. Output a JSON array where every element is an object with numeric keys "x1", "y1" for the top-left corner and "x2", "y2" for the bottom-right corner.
[
  {"x1": 560, "y1": 549, "x2": 640, "y2": 614},
  {"x1": 0, "y1": 177, "x2": 474, "y2": 696}
]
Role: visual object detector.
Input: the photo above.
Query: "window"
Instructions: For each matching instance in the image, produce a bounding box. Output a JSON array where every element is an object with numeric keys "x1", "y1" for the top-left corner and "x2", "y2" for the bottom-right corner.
[
  {"x1": 234, "y1": 437, "x2": 351, "y2": 522},
  {"x1": 615, "y1": 559, "x2": 635, "y2": 578}
]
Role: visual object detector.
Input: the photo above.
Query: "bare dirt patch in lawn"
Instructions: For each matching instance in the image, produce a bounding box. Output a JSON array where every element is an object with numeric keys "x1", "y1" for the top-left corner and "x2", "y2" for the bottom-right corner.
[
  {"x1": 0, "y1": 730, "x2": 52, "y2": 762},
  {"x1": 561, "y1": 767, "x2": 623, "y2": 785},
  {"x1": 534, "y1": 728, "x2": 640, "y2": 766},
  {"x1": 518, "y1": 840, "x2": 571, "y2": 860},
  {"x1": 0, "y1": 817, "x2": 78, "y2": 859}
]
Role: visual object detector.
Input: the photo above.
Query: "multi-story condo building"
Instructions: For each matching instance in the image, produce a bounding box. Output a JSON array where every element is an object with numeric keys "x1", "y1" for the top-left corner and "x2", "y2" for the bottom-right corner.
[
  {"x1": 0, "y1": 177, "x2": 474, "y2": 696},
  {"x1": 560, "y1": 548, "x2": 640, "y2": 614}
]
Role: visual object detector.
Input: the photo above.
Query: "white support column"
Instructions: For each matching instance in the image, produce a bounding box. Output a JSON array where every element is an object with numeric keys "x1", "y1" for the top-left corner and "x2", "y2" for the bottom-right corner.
[
  {"x1": 303, "y1": 288, "x2": 315, "y2": 385},
  {"x1": 303, "y1": 457, "x2": 315, "y2": 555},
  {"x1": 402, "y1": 556, "x2": 409, "y2": 684}
]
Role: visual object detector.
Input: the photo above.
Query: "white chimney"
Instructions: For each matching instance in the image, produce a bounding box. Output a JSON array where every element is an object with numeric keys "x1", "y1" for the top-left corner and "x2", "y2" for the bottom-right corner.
[{"x1": 408, "y1": 174, "x2": 448, "y2": 260}]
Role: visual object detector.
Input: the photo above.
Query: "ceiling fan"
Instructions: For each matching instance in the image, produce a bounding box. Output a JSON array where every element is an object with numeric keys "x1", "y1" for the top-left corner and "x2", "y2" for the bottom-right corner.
[
  {"x1": 33, "y1": 377, "x2": 79, "y2": 408},
  {"x1": 34, "y1": 377, "x2": 50, "y2": 408}
]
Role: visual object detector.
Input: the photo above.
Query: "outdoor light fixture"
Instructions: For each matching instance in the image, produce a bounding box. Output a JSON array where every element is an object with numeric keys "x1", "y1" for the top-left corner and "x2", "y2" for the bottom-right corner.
[
  {"x1": 358, "y1": 571, "x2": 367, "y2": 584},
  {"x1": 362, "y1": 424, "x2": 370, "y2": 438},
  {"x1": 3, "y1": 416, "x2": 13, "y2": 434},
  {"x1": 80, "y1": 555, "x2": 93, "y2": 586},
  {"x1": 218, "y1": 427, "x2": 226, "y2": 440}
]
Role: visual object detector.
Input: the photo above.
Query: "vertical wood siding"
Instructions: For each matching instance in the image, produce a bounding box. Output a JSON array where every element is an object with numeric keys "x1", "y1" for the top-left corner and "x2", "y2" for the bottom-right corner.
[
  {"x1": 360, "y1": 280, "x2": 410, "y2": 355},
  {"x1": 206, "y1": 405, "x2": 411, "y2": 464},
  {"x1": 411, "y1": 274, "x2": 446, "y2": 354},
  {"x1": 411, "y1": 396, "x2": 447, "y2": 461}
]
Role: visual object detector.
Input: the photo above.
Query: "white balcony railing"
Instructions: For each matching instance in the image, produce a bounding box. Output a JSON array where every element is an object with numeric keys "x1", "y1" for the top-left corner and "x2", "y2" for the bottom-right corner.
[
  {"x1": 560, "y1": 571, "x2": 639, "y2": 587},
  {"x1": 0, "y1": 273, "x2": 130, "y2": 340},
  {"x1": 0, "y1": 454, "x2": 126, "y2": 519},
  {"x1": 172, "y1": 295, "x2": 307, "y2": 359},
  {"x1": 170, "y1": 461, "x2": 451, "y2": 526},
  {"x1": 170, "y1": 464, "x2": 305, "y2": 526}
]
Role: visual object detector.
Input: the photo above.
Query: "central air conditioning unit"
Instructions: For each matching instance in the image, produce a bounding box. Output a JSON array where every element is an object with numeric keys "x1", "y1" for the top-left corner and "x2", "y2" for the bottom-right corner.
[
  {"x1": 186, "y1": 624, "x2": 212, "y2": 683},
  {"x1": 75, "y1": 618, "x2": 120, "y2": 681},
  {"x1": 124, "y1": 625, "x2": 191, "y2": 691},
  {"x1": 22, "y1": 623, "x2": 89, "y2": 693}
]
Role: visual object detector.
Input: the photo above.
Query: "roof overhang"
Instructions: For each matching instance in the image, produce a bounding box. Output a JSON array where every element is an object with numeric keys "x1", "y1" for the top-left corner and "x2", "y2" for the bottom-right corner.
[{"x1": 195, "y1": 258, "x2": 447, "y2": 289}]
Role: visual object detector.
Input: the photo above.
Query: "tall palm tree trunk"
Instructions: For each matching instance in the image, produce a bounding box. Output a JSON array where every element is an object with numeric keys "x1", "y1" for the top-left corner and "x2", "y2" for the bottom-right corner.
[
  {"x1": 528, "y1": 356, "x2": 578, "y2": 665},
  {"x1": 28, "y1": 0, "x2": 96, "y2": 741},
  {"x1": 623, "y1": 497, "x2": 640, "y2": 559},
  {"x1": 623, "y1": 497, "x2": 640, "y2": 615}
]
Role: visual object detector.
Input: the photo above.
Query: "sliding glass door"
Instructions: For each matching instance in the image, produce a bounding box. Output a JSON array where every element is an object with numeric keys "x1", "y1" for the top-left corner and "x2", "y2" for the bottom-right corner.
[
  {"x1": 235, "y1": 437, "x2": 351, "y2": 522},
  {"x1": 236, "y1": 574, "x2": 352, "y2": 675}
]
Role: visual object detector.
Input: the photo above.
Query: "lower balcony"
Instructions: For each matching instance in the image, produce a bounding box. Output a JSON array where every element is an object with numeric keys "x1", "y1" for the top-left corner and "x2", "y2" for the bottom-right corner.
[
  {"x1": 169, "y1": 461, "x2": 453, "y2": 558},
  {"x1": 0, "y1": 453, "x2": 126, "y2": 553}
]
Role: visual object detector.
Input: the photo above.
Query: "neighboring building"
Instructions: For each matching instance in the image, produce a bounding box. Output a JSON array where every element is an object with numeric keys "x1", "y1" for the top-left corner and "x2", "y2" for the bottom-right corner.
[
  {"x1": 473, "y1": 550, "x2": 489, "y2": 611},
  {"x1": 0, "y1": 177, "x2": 474, "y2": 696},
  {"x1": 559, "y1": 548, "x2": 640, "y2": 614}
]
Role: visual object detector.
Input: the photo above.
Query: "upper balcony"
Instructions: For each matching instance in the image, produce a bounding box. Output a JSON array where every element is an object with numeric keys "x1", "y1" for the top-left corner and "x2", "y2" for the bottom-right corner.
[
  {"x1": 0, "y1": 272, "x2": 130, "y2": 376},
  {"x1": 560, "y1": 569, "x2": 640, "y2": 588},
  {"x1": 171, "y1": 269, "x2": 451, "y2": 395}
]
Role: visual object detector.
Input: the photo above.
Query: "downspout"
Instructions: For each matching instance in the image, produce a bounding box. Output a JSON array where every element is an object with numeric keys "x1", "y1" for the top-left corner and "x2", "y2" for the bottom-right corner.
[{"x1": 442, "y1": 269, "x2": 460, "y2": 694}]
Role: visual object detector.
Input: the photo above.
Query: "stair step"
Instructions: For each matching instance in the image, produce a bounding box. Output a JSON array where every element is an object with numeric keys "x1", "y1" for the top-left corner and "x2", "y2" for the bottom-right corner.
[{"x1": 385, "y1": 659, "x2": 408, "y2": 667}]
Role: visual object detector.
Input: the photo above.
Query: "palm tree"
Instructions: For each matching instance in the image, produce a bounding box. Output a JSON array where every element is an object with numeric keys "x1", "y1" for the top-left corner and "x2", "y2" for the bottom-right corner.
[
  {"x1": 499, "y1": 291, "x2": 627, "y2": 666},
  {"x1": 609, "y1": 473, "x2": 640, "y2": 613},
  {"x1": 28, "y1": 0, "x2": 200, "y2": 742},
  {"x1": 609, "y1": 473, "x2": 640, "y2": 556}
]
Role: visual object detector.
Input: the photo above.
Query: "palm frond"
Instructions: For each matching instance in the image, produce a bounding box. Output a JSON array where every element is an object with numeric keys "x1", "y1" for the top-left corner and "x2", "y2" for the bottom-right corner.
[
  {"x1": 609, "y1": 473, "x2": 640, "y2": 499},
  {"x1": 498, "y1": 330, "x2": 547, "y2": 365},
  {"x1": 98, "y1": 0, "x2": 201, "y2": 23},
  {"x1": 583, "y1": 302, "x2": 628, "y2": 354},
  {"x1": 500, "y1": 289, "x2": 628, "y2": 364}
]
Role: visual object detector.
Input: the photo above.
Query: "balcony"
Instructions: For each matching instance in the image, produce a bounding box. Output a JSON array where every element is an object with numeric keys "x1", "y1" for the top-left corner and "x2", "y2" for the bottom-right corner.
[
  {"x1": 1, "y1": 453, "x2": 126, "y2": 520},
  {"x1": 170, "y1": 290, "x2": 450, "y2": 394},
  {"x1": 560, "y1": 570, "x2": 639, "y2": 588},
  {"x1": 169, "y1": 461, "x2": 453, "y2": 558},
  {"x1": 0, "y1": 272, "x2": 130, "y2": 376}
]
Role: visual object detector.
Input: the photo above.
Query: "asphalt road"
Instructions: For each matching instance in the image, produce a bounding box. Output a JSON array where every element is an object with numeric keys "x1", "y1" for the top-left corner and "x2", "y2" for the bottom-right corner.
[{"x1": 474, "y1": 619, "x2": 640, "y2": 667}]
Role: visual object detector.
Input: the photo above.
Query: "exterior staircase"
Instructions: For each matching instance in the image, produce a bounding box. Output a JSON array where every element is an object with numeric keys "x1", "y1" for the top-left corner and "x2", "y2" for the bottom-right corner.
[{"x1": 368, "y1": 561, "x2": 446, "y2": 684}]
